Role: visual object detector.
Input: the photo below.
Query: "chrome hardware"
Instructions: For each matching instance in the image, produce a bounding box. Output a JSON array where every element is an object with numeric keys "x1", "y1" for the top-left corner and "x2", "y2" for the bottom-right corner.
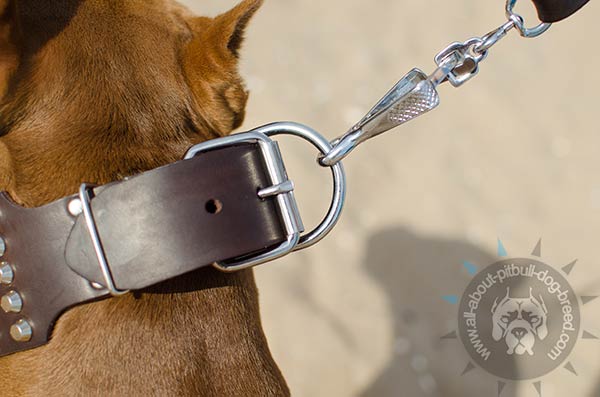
[
  {"x1": 90, "y1": 282, "x2": 105, "y2": 290},
  {"x1": 319, "y1": 0, "x2": 553, "y2": 166},
  {"x1": 1, "y1": 291, "x2": 22, "y2": 313},
  {"x1": 254, "y1": 122, "x2": 346, "y2": 251},
  {"x1": 320, "y1": 69, "x2": 442, "y2": 166},
  {"x1": 428, "y1": 52, "x2": 462, "y2": 88},
  {"x1": 506, "y1": 0, "x2": 551, "y2": 38},
  {"x1": 0, "y1": 237, "x2": 5, "y2": 257},
  {"x1": 258, "y1": 180, "x2": 295, "y2": 199},
  {"x1": 67, "y1": 198, "x2": 83, "y2": 216},
  {"x1": 186, "y1": 131, "x2": 303, "y2": 272},
  {"x1": 473, "y1": 20, "x2": 517, "y2": 54},
  {"x1": 78, "y1": 184, "x2": 129, "y2": 296},
  {"x1": 0, "y1": 263, "x2": 13, "y2": 285},
  {"x1": 434, "y1": 38, "x2": 487, "y2": 88},
  {"x1": 10, "y1": 319, "x2": 32, "y2": 342},
  {"x1": 184, "y1": 122, "x2": 346, "y2": 271}
]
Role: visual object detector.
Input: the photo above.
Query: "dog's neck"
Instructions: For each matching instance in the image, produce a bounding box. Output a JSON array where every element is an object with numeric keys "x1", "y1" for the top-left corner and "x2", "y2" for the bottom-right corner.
[{"x1": 0, "y1": 1, "x2": 288, "y2": 395}]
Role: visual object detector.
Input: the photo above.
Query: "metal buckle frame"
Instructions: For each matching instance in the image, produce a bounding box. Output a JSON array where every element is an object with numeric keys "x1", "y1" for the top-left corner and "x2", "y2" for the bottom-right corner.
[
  {"x1": 185, "y1": 131, "x2": 303, "y2": 272},
  {"x1": 78, "y1": 184, "x2": 130, "y2": 296},
  {"x1": 184, "y1": 122, "x2": 346, "y2": 272}
]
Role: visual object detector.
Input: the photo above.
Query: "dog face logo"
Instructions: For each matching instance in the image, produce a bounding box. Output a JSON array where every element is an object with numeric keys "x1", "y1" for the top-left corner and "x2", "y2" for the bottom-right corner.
[
  {"x1": 458, "y1": 258, "x2": 583, "y2": 380},
  {"x1": 491, "y1": 287, "x2": 548, "y2": 356}
]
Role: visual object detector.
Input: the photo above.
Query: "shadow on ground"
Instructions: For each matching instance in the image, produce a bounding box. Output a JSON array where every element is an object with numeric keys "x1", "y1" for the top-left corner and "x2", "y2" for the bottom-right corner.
[{"x1": 358, "y1": 227, "x2": 519, "y2": 397}]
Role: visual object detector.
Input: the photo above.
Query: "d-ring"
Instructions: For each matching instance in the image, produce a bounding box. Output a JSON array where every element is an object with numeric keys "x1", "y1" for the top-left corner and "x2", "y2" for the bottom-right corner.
[
  {"x1": 505, "y1": 0, "x2": 551, "y2": 38},
  {"x1": 253, "y1": 122, "x2": 347, "y2": 251}
]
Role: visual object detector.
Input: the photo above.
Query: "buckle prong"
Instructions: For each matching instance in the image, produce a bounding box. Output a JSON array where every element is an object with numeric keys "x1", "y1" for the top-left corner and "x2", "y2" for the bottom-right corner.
[{"x1": 258, "y1": 180, "x2": 295, "y2": 199}]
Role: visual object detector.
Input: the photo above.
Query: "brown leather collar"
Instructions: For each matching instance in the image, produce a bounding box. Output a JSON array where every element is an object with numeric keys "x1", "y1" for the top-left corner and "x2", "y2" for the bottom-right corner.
[{"x1": 0, "y1": 133, "x2": 303, "y2": 357}]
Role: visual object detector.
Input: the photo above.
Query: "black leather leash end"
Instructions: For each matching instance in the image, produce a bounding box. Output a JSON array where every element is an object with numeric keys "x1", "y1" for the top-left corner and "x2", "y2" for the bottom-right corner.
[{"x1": 530, "y1": 0, "x2": 590, "y2": 23}]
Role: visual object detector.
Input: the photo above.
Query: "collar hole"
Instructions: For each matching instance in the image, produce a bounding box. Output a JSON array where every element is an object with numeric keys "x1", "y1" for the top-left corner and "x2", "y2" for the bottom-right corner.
[{"x1": 205, "y1": 199, "x2": 223, "y2": 214}]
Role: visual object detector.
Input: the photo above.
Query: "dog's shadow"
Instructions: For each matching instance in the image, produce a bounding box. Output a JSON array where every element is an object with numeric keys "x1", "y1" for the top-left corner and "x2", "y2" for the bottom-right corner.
[{"x1": 358, "y1": 227, "x2": 519, "y2": 397}]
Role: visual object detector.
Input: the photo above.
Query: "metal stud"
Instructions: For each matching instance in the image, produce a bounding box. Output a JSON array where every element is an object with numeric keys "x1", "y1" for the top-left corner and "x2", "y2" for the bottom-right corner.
[
  {"x1": 0, "y1": 262, "x2": 13, "y2": 285},
  {"x1": 10, "y1": 319, "x2": 32, "y2": 342},
  {"x1": 0, "y1": 237, "x2": 5, "y2": 257},
  {"x1": 90, "y1": 282, "x2": 105, "y2": 290},
  {"x1": 68, "y1": 198, "x2": 83, "y2": 216},
  {"x1": 1, "y1": 291, "x2": 22, "y2": 313}
]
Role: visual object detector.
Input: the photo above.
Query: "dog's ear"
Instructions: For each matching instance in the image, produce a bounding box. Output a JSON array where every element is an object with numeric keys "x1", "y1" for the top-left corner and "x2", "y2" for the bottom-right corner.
[
  {"x1": 491, "y1": 287, "x2": 511, "y2": 315},
  {"x1": 491, "y1": 288, "x2": 511, "y2": 342},
  {"x1": 536, "y1": 294, "x2": 549, "y2": 340},
  {"x1": 492, "y1": 320, "x2": 504, "y2": 341},
  {"x1": 491, "y1": 296, "x2": 500, "y2": 315},
  {"x1": 210, "y1": 0, "x2": 263, "y2": 58},
  {"x1": 491, "y1": 297, "x2": 504, "y2": 342},
  {"x1": 538, "y1": 294, "x2": 548, "y2": 314},
  {"x1": 182, "y1": 0, "x2": 264, "y2": 136},
  {"x1": 537, "y1": 318, "x2": 548, "y2": 340},
  {"x1": 529, "y1": 292, "x2": 549, "y2": 315}
]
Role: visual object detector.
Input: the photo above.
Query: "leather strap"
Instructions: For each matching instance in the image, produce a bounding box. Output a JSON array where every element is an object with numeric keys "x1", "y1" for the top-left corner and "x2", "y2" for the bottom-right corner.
[
  {"x1": 530, "y1": 0, "x2": 590, "y2": 22},
  {"x1": 65, "y1": 144, "x2": 285, "y2": 290},
  {"x1": 0, "y1": 142, "x2": 287, "y2": 356}
]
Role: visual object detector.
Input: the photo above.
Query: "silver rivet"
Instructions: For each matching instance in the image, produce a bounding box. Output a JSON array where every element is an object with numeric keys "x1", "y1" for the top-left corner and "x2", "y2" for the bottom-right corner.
[
  {"x1": 10, "y1": 319, "x2": 32, "y2": 342},
  {"x1": 90, "y1": 282, "x2": 104, "y2": 290},
  {"x1": 68, "y1": 198, "x2": 83, "y2": 216},
  {"x1": 0, "y1": 237, "x2": 5, "y2": 257},
  {"x1": 1, "y1": 291, "x2": 22, "y2": 313},
  {"x1": 0, "y1": 262, "x2": 13, "y2": 285}
]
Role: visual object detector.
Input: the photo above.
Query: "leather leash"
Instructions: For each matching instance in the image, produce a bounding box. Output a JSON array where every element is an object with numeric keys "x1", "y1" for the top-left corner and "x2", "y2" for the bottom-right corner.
[
  {"x1": 0, "y1": 0, "x2": 590, "y2": 357},
  {"x1": 531, "y1": 0, "x2": 589, "y2": 22}
]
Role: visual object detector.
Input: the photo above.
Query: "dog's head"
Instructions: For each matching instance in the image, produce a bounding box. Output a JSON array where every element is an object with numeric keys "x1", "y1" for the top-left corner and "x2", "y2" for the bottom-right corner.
[
  {"x1": 0, "y1": 0, "x2": 262, "y2": 205},
  {"x1": 491, "y1": 287, "x2": 548, "y2": 356}
]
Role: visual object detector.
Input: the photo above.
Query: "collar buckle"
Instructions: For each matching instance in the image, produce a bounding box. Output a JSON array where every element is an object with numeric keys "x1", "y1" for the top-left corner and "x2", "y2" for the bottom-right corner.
[
  {"x1": 185, "y1": 130, "x2": 303, "y2": 272},
  {"x1": 184, "y1": 122, "x2": 347, "y2": 272}
]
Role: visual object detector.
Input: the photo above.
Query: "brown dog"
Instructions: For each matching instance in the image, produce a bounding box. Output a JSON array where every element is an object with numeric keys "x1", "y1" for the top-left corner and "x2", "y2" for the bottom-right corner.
[{"x1": 0, "y1": 0, "x2": 289, "y2": 395}]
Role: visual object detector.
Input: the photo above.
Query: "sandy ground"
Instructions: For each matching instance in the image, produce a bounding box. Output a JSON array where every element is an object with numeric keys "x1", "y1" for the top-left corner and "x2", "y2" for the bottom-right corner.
[{"x1": 183, "y1": 1, "x2": 600, "y2": 396}]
